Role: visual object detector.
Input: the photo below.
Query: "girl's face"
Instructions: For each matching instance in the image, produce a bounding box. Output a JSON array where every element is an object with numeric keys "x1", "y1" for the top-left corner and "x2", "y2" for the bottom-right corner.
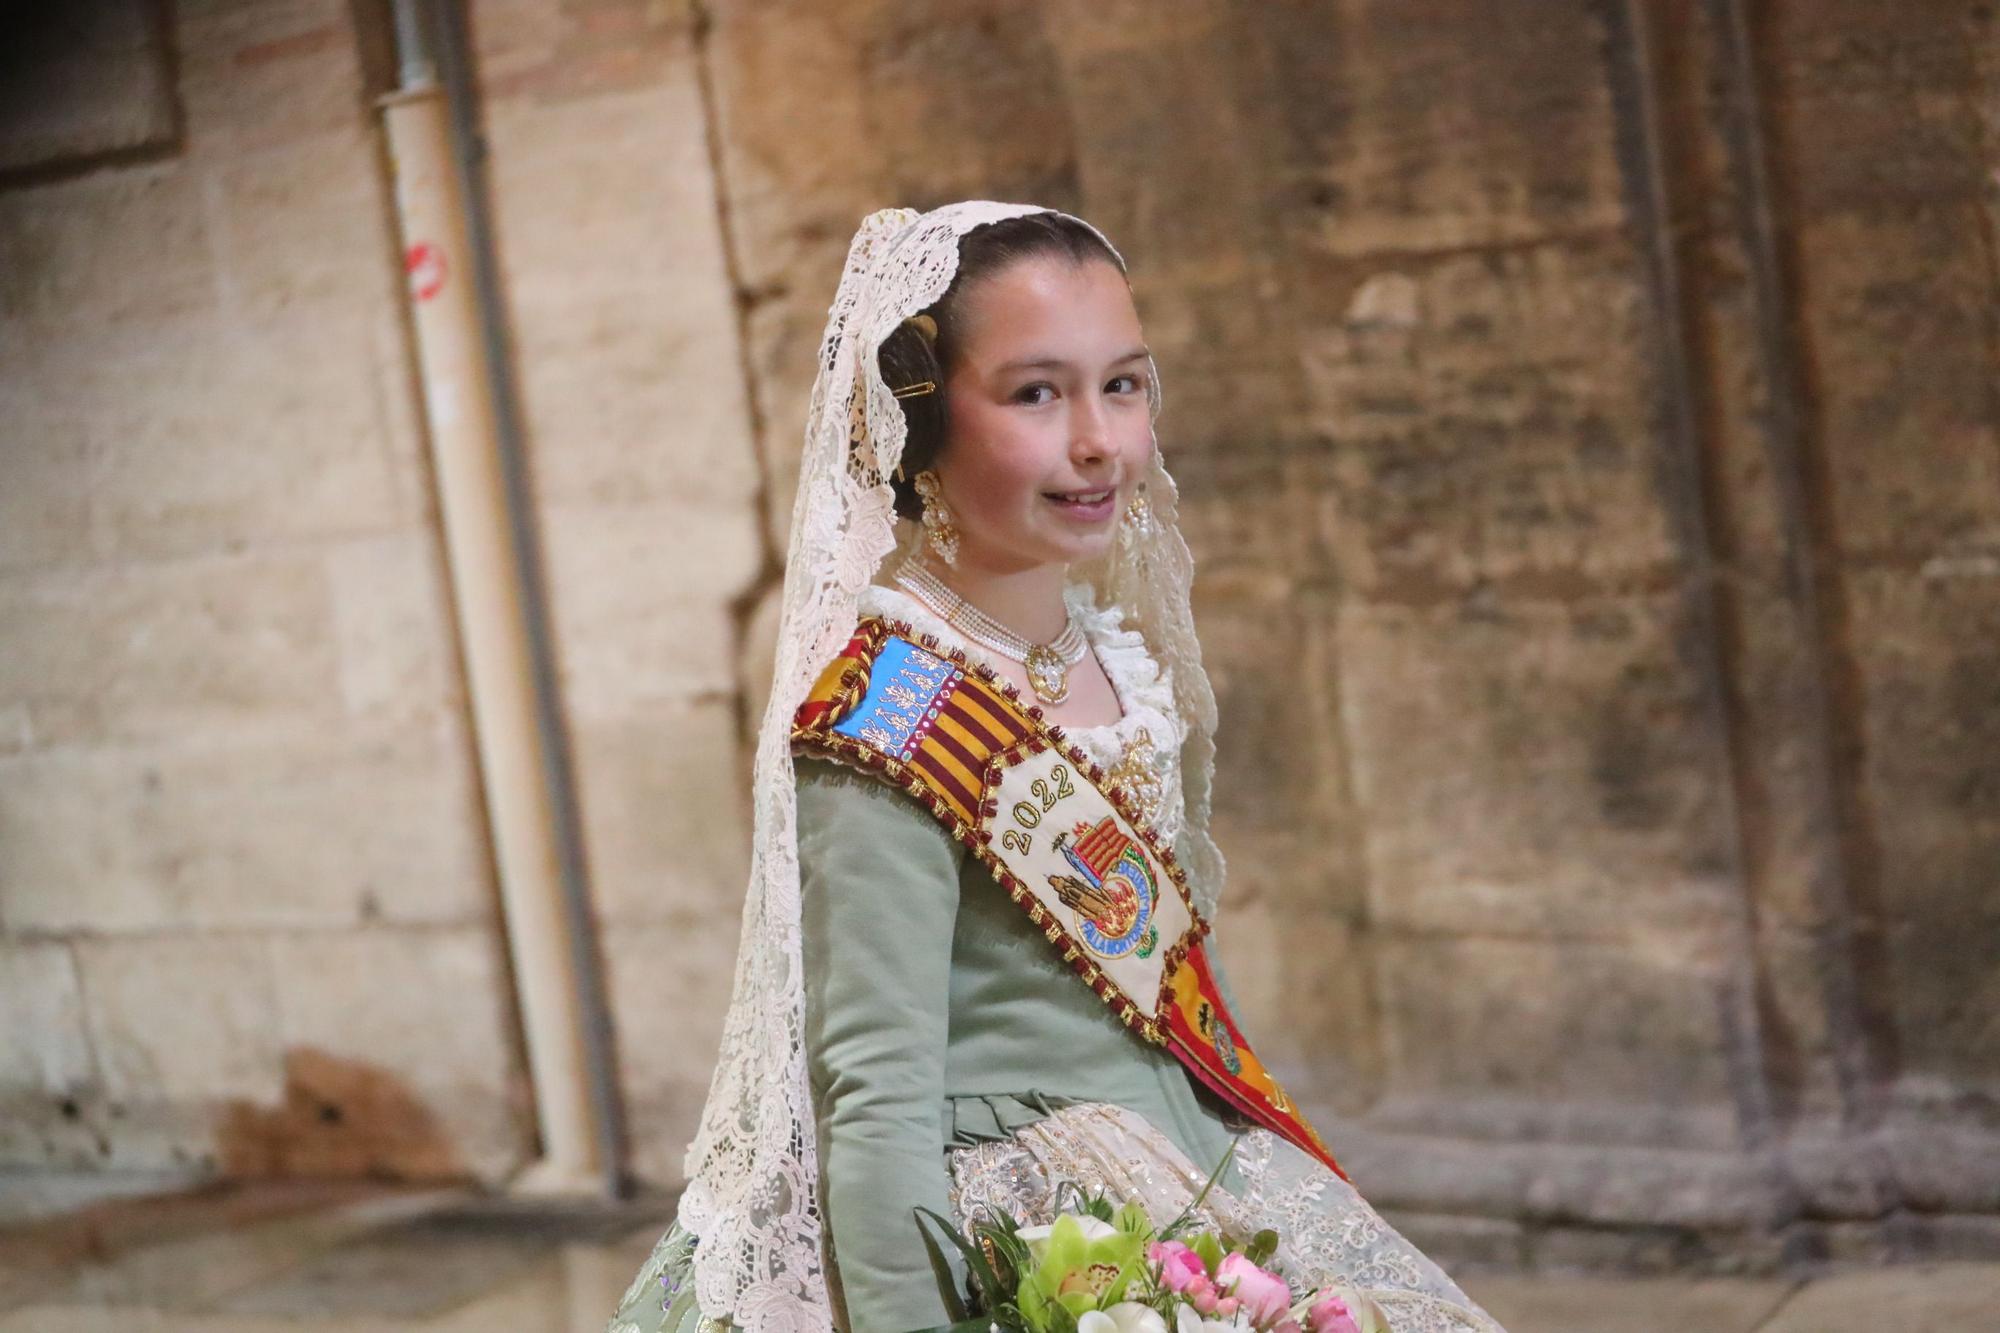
[{"x1": 932, "y1": 254, "x2": 1155, "y2": 573}]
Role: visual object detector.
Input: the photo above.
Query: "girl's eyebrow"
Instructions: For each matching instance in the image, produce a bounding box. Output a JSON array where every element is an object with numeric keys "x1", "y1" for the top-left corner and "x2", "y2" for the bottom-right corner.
[{"x1": 994, "y1": 346, "x2": 1150, "y2": 374}]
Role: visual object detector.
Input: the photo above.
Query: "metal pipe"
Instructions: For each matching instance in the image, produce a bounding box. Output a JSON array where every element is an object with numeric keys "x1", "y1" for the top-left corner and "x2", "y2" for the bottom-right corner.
[{"x1": 380, "y1": 0, "x2": 626, "y2": 1198}]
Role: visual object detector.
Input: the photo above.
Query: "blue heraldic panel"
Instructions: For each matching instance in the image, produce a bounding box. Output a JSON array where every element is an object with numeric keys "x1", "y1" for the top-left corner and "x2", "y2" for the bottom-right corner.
[{"x1": 830, "y1": 636, "x2": 959, "y2": 761}]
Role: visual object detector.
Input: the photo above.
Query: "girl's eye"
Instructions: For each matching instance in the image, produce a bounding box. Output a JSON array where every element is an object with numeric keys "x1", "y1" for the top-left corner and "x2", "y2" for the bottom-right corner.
[
  {"x1": 1015, "y1": 383, "x2": 1056, "y2": 405},
  {"x1": 1107, "y1": 374, "x2": 1142, "y2": 394}
]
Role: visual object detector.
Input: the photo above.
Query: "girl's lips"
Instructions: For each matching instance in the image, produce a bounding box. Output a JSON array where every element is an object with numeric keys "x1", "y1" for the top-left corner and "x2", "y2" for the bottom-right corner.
[{"x1": 1044, "y1": 487, "x2": 1117, "y2": 521}]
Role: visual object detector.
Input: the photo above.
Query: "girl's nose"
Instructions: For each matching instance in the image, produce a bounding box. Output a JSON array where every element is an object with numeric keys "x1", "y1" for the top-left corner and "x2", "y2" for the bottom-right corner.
[{"x1": 1071, "y1": 402, "x2": 1110, "y2": 463}]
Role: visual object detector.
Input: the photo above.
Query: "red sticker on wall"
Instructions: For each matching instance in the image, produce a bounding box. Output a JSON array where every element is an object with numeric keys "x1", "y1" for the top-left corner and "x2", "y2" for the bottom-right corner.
[{"x1": 405, "y1": 242, "x2": 447, "y2": 301}]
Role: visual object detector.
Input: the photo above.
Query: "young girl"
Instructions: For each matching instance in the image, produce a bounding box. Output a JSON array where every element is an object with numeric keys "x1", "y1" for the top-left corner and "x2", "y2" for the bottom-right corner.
[{"x1": 606, "y1": 202, "x2": 1503, "y2": 1333}]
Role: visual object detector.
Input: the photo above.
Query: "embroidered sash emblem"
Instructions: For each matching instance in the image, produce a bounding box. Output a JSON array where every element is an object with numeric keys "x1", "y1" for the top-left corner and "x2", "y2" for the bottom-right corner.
[
  {"x1": 792, "y1": 618, "x2": 1347, "y2": 1180},
  {"x1": 1054, "y1": 817, "x2": 1157, "y2": 960}
]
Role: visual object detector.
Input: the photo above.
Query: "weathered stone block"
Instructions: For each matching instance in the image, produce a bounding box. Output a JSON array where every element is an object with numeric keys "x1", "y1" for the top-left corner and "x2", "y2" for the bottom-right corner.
[
  {"x1": 540, "y1": 501, "x2": 761, "y2": 716},
  {"x1": 486, "y1": 75, "x2": 760, "y2": 512},
  {"x1": 0, "y1": 941, "x2": 93, "y2": 1096},
  {"x1": 1847, "y1": 568, "x2": 2000, "y2": 1089},
  {"x1": 1200, "y1": 584, "x2": 1341, "y2": 832},
  {"x1": 323, "y1": 532, "x2": 462, "y2": 727},
  {"x1": 1336, "y1": 594, "x2": 1739, "y2": 937},
  {"x1": 1328, "y1": 1119, "x2": 1782, "y2": 1227},
  {"x1": 260, "y1": 927, "x2": 527, "y2": 1181},
  {"x1": 1748, "y1": 927, "x2": 1867, "y2": 1129},
  {"x1": 710, "y1": 0, "x2": 1077, "y2": 298},
  {"x1": 1172, "y1": 447, "x2": 1319, "y2": 585},
  {"x1": 207, "y1": 128, "x2": 395, "y2": 326},
  {"x1": 1755, "y1": 1261, "x2": 2000, "y2": 1333},
  {"x1": 0, "y1": 164, "x2": 215, "y2": 334},
  {"x1": 1789, "y1": 213, "x2": 2000, "y2": 559},
  {"x1": 1372, "y1": 932, "x2": 1740, "y2": 1150},
  {"x1": 1704, "y1": 581, "x2": 1849, "y2": 933},
  {"x1": 0, "y1": 555, "x2": 342, "y2": 747},
  {"x1": 1472, "y1": 1273, "x2": 1791, "y2": 1331},
  {"x1": 1254, "y1": 0, "x2": 1628, "y2": 257},
  {"x1": 174, "y1": 0, "x2": 369, "y2": 153},
  {"x1": 1197, "y1": 581, "x2": 1368, "y2": 921},
  {"x1": 1294, "y1": 240, "x2": 1680, "y2": 596},
  {"x1": 1766, "y1": 3, "x2": 1991, "y2": 216},
  {"x1": 73, "y1": 935, "x2": 284, "y2": 1104},
  {"x1": 0, "y1": 404, "x2": 92, "y2": 575},
  {"x1": 741, "y1": 299, "x2": 827, "y2": 553},
  {"x1": 87, "y1": 310, "x2": 412, "y2": 559},
  {"x1": 0, "y1": 705, "x2": 28, "y2": 757},
  {"x1": 602, "y1": 915, "x2": 741, "y2": 1187},
  {"x1": 1377, "y1": 1210, "x2": 1528, "y2": 1275},
  {"x1": 0, "y1": 719, "x2": 491, "y2": 933},
  {"x1": 572, "y1": 700, "x2": 751, "y2": 927}
]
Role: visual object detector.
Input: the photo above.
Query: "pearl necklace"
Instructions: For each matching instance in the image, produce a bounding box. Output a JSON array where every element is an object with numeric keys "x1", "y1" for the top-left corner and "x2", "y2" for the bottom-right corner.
[{"x1": 894, "y1": 562, "x2": 1090, "y2": 705}]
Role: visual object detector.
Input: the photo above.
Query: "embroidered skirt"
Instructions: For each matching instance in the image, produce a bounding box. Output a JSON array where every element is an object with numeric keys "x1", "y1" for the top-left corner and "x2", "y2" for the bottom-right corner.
[
  {"x1": 945, "y1": 1101, "x2": 1504, "y2": 1333},
  {"x1": 606, "y1": 1100, "x2": 1504, "y2": 1333}
]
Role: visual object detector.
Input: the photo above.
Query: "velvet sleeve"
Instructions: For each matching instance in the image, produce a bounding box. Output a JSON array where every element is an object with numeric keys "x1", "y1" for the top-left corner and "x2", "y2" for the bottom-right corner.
[{"x1": 795, "y1": 756, "x2": 967, "y2": 1332}]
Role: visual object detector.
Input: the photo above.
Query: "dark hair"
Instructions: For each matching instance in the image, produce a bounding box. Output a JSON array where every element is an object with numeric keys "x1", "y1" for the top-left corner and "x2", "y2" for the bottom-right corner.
[{"x1": 876, "y1": 212, "x2": 1127, "y2": 520}]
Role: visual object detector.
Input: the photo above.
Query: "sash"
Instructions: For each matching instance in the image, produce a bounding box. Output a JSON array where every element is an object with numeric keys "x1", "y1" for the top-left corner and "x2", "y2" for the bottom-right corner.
[{"x1": 792, "y1": 617, "x2": 1346, "y2": 1180}]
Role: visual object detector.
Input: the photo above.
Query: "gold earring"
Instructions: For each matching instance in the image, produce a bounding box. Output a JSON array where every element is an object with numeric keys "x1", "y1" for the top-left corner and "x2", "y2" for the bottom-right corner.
[
  {"x1": 913, "y1": 469, "x2": 960, "y2": 566},
  {"x1": 1122, "y1": 485, "x2": 1153, "y2": 532}
]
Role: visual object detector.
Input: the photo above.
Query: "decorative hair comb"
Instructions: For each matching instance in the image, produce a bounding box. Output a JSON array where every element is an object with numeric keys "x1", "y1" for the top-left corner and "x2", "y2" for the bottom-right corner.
[{"x1": 892, "y1": 313, "x2": 939, "y2": 398}]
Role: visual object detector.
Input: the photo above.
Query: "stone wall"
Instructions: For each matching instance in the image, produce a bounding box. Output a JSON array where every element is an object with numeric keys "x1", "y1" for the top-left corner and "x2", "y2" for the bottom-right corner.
[
  {"x1": 0, "y1": 0, "x2": 528, "y2": 1182},
  {"x1": 2, "y1": 0, "x2": 1995, "y2": 1268}
]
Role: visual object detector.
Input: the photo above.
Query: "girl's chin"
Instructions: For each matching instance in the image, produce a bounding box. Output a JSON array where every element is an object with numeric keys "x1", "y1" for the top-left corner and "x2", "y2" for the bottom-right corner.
[
  {"x1": 1041, "y1": 529, "x2": 1116, "y2": 566},
  {"x1": 949, "y1": 515, "x2": 1119, "y2": 572}
]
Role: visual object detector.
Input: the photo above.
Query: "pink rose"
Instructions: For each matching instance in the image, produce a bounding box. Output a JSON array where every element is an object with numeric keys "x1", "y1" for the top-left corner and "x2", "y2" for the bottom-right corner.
[
  {"x1": 1307, "y1": 1293, "x2": 1361, "y2": 1333},
  {"x1": 1150, "y1": 1241, "x2": 1208, "y2": 1293},
  {"x1": 1186, "y1": 1275, "x2": 1220, "y2": 1315},
  {"x1": 1216, "y1": 1253, "x2": 1291, "y2": 1328}
]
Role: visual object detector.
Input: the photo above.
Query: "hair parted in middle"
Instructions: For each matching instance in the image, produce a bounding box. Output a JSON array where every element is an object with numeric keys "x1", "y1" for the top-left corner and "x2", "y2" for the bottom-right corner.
[{"x1": 876, "y1": 210, "x2": 1129, "y2": 522}]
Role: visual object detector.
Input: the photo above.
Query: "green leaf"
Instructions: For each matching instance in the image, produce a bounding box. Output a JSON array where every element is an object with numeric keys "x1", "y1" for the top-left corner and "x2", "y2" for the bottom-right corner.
[
  {"x1": 986, "y1": 1226, "x2": 1032, "y2": 1289},
  {"x1": 915, "y1": 1206, "x2": 1005, "y2": 1313},
  {"x1": 913, "y1": 1208, "x2": 972, "y2": 1322},
  {"x1": 1244, "y1": 1228, "x2": 1280, "y2": 1267}
]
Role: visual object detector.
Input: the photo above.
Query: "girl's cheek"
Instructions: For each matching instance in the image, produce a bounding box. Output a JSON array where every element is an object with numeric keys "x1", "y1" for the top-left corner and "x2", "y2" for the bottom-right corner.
[{"x1": 968, "y1": 419, "x2": 1053, "y2": 494}]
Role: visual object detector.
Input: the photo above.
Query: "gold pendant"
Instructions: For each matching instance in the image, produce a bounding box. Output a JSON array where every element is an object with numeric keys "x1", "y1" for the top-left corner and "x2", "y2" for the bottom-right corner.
[{"x1": 1024, "y1": 645, "x2": 1071, "y2": 704}]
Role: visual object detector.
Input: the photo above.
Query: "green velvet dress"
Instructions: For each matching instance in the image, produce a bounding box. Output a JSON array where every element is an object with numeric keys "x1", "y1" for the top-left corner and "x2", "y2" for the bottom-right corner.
[{"x1": 607, "y1": 754, "x2": 1251, "y2": 1333}]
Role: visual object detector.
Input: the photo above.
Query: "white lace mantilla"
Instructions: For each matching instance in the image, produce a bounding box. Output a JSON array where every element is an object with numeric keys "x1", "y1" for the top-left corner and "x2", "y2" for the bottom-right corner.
[{"x1": 672, "y1": 201, "x2": 1228, "y2": 1333}]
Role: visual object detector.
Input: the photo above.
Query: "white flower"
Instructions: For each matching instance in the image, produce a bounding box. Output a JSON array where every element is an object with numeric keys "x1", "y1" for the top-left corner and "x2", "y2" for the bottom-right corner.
[
  {"x1": 1078, "y1": 1303, "x2": 1170, "y2": 1333},
  {"x1": 1014, "y1": 1212, "x2": 1119, "y2": 1257},
  {"x1": 1174, "y1": 1306, "x2": 1254, "y2": 1333}
]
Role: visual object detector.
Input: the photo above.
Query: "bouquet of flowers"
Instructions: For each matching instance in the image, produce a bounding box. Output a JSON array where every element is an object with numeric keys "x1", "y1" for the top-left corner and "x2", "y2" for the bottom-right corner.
[{"x1": 907, "y1": 1147, "x2": 1388, "y2": 1333}]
